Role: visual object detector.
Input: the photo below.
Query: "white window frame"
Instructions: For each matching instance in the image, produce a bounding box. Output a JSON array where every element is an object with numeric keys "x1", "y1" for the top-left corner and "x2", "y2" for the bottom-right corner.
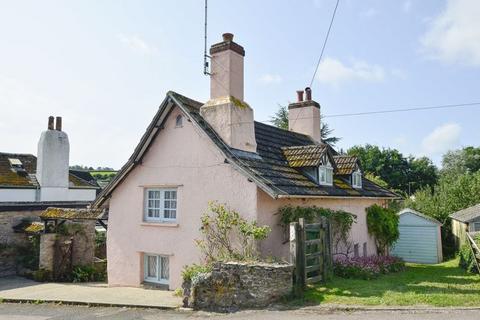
[
  {"x1": 473, "y1": 222, "x2": 480, "y2": 232},
  {"x1": 352, "y1": 170, "x2": 362, "y2": 189},
  {"x1": 318, "y1": 164, "x2": 333, "y2": 186},
  {"x1": 144, "y1": 188, "x2": 177, "y2": 223},
  {"x1": 143, "y1": 254, "x2": 169, "y2": 285}
]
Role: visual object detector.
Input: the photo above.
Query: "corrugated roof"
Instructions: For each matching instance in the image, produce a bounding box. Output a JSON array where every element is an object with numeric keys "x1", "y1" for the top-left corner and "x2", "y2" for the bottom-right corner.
[
  {"x1": 399, "y1": 208, "x2": 442, "y2": 225},
  {"x1": 94, "y1": 91, "x2": 398, "y2": 206},
  {"x1": 450, "y1": 203, "x2": 480, "y2": 223}
]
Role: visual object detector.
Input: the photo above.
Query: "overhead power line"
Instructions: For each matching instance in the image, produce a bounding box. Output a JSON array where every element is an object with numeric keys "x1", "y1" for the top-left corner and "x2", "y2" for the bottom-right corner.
[
  {"x1": 309, "y1": 0, "x2": 340, "y2": 87},
  {"x1": 322, "y1": 102, "x2": 480, "y2": 118}
]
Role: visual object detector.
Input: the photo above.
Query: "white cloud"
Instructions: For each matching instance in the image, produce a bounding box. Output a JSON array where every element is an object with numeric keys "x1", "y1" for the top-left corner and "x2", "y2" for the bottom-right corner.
[
  {"x1": 421, "y1": 123, "x2": 461, "y2": 156},
  {"x1": 117, "y1": 34, "x2": 158, "y2": 55},
  {"x1": 316, "y1": 57, "x2": 385, "y2": 87},
  {"x1": 360, "y1": 8, "x2": 378, "y2": 18},
  {"x1": 403, "y1": 0, "x2": 412, "y2": 13},
  {"x1": 258, "y1": 74, "x2": 282, "y2": 85},
  {"x1": 421, "y1": 0, "x2": 480, "y2": 66}
]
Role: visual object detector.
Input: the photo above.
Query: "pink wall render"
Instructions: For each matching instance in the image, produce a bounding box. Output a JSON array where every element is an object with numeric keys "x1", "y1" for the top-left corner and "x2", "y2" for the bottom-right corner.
[
  {"x1": 256, "y1": 190, "x2": 387, "y2": 259},
  {"x1": 107, "y1": 107, "x2": 389, "y2": 290},
  {"x1": 107, "y1": 106, "x2": 258, "y2": 289}
]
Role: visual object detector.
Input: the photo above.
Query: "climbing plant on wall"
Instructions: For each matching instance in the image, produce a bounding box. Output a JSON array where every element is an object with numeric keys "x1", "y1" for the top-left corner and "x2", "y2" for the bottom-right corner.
[
  {"x1": 366, "y1": 204, "x2": 399, "y2": 255},
  {"x1": 278, "y1": 206, "x2": 357, "y2": 256}
]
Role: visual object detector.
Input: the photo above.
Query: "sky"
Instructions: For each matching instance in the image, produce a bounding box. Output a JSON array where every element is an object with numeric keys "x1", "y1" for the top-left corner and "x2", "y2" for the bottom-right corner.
[{"x1": 0, "y1": 0, "x2": 479, "y2": 169}]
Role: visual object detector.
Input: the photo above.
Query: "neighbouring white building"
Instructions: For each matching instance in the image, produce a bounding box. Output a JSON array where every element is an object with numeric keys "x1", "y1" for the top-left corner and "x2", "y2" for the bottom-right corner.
[{"x1": 0, "y1": 116, "x2": 99, "y2": 203}]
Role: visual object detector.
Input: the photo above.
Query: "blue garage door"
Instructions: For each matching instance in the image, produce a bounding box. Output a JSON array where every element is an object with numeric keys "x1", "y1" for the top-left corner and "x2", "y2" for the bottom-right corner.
[{"x1": 391, "y1": 225, "x2": 438, "y2": 264}]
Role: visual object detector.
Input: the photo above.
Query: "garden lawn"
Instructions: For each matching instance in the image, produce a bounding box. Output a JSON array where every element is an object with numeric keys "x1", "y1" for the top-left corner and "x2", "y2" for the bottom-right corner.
[{"x1": 306, "y1": 259, "x2": 480, "y2": 307}]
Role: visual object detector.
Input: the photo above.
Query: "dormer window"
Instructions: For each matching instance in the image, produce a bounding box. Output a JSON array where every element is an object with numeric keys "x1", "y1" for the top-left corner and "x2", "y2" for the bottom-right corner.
[
  {"x1": 352, "y1": 169, "x2": 362, "y2": 188},
  {"x1": 318, "y1": 164, "x2": 333, "y2": 186},
  {"x1": 8, "y1": 158, "x2": 27, "y2": 174}
]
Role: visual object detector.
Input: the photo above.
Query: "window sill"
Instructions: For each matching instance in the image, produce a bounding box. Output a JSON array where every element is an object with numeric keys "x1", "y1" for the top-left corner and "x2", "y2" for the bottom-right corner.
[{"x1": 141, "y1": 222, "x2": 179, "y2": 228}]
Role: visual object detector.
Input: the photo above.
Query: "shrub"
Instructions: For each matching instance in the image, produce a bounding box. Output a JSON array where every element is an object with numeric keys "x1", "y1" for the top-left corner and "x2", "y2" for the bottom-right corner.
[
  {"x1": 459, "y1": 245, "x2": 479, "y2": 274},
  {"x1": 334, "y1": 255, "x2": 405, "y2": 280},
  {"x1": 366, "y1": 204, "x2": 399, "y2": 255},
  {"x1": 71, "y1": 264, "x2": 107, "y2": 282},
  {"x1": 196, "y1": 201, "x2": 271, "y2": 262},
  {"x1": 181, "y1": 264, "x2": 212, "y2": 282},
  {"x1": 33, "y1": 268, "x2": 52, "y2": 282}
]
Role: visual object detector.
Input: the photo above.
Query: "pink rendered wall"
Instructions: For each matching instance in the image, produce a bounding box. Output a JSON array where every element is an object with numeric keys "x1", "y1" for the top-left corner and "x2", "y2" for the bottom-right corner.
[
  {"x1": 107, "y1": 106, "x2": 257, "y2": 290},
  {"x1": 256, "y1": 189, "x2": 388, "y2": 260}
]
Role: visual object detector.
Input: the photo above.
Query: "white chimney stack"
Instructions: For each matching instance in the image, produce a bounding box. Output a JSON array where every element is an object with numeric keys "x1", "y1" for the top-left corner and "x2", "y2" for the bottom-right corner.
[
  {"x1": 36, "y1": 116, "x2": 70, "y2": 200},
  {"x1": 200, "y1": 33, "x2": 256, "y2": 153}
]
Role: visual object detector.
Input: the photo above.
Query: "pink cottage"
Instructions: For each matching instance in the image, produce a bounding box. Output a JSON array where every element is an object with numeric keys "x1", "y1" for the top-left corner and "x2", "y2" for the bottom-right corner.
[{"x1": 94, "y1": 33, "x2": 397, "y2": 290}]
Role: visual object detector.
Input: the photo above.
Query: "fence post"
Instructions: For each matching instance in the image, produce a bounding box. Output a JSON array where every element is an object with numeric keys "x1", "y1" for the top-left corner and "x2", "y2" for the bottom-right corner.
[{"x1": 290, "y1": 218, "x2": 306, "y2": 297}]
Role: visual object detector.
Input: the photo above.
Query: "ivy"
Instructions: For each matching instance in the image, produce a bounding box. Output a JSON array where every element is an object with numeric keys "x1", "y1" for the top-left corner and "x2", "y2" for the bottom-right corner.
[
  {"x1": 366, "y1": 204, "x2": 399, "y2": 255},
  {"x1": 278, "y1": 206, "x2": 357, "y2": 256}
]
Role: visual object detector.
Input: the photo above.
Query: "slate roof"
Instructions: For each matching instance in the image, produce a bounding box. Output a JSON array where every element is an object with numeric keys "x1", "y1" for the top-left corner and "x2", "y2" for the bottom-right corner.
[
  {"x1": 0, "y1": 152, "x2": 100, "y2": 189},
  {"x1": 94, "y1": 91, "x2": 398, "y2": 206},
  {"x1": 13, "y1": 221, "x2": 44, "y2": 234},
  {"x1": 450, "y1": 203, "x2": 480, "y2": 223},
  {"x1": 40, "y1": 207, "x2": 105, "y2": 220},
  {"x1": 334, "y1": 155, "x2": 360, "y2": 175}
]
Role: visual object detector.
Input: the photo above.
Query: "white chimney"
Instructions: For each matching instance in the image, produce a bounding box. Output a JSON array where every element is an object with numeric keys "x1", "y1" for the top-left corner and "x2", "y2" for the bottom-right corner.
[
  {"x1": 200, "y1": 33, "x2": 256, "y2": 153},
  {"x1": 288, "y1": 87, "x2": 321, "y2": 142},
  {"x1": 36, "y1": 116, "x2": 70, "y2": 201}
]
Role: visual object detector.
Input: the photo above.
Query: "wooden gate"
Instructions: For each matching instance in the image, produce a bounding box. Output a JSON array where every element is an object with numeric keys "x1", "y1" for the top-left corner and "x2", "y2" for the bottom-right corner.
[{"x1": 290, "y1": 217, "x2": 331, "y2": 296}]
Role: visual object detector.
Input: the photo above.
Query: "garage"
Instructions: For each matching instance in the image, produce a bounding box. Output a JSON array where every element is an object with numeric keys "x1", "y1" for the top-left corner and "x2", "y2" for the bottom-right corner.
[{"x1": 391, "y1": 209, "x2": 443, "y2": 264}]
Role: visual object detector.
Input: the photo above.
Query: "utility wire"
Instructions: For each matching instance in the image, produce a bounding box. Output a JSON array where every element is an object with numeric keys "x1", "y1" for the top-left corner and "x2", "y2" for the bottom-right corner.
[
  {"x1": 322, "y1": 102, "x2": 480, "y2": 118},
  {"x1": 309, "y1": 0, "x2": 340, "y2": 87}
]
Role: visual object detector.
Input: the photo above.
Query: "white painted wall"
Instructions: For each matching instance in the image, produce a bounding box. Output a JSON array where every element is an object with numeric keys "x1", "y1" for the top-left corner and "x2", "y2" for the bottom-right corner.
[
  {"x1": 38, "y1": 187, "x2": 96, "y2": 202},
  {"x1": 67, "y1": 189, "x2": 97, "y2": 201},
  {"x1": 36, "y1": 129, "x2": 69, "y2": 190},
  {"x1": 0, "y1": 189, "x2": 37, "y2": 202}
]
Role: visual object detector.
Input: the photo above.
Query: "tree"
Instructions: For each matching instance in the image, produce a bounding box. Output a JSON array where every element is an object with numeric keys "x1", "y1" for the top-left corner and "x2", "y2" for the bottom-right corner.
[
  {"x1": 405, "y1": 171, "x2": 480, "y2": 258},
  {"x1": 348, "y1": 144, "x2": 438, "y2": 195},
  {"x1": 269, "y1": 104, "x2": 341, "y2": 146},
  {"x1": 442, "y1": 146, "x2": 480, "y2": 177}
]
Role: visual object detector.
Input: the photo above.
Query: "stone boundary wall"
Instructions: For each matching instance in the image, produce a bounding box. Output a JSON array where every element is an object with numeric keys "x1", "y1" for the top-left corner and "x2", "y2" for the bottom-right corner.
[{"x1": 184, "y1": 261, "x2": 294, "y2": 312}]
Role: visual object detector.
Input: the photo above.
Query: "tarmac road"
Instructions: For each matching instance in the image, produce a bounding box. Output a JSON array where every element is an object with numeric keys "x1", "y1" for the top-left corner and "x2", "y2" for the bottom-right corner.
[{"x1": 1, "y1": 303, "x2": 479, "y2": 320}]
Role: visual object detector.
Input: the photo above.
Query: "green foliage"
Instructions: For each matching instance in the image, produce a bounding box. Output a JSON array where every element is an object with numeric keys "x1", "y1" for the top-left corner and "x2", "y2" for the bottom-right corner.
[
  {"x1": 366, "y1": 205, "x2": 399, "y2": 255},
  {"x1": 71, "y1": 264, "x2": 107, "y2": 282},
  {"x1": 196, "y1": 202, "x2": 271, "y2": 263},
  {"x1": 333, "y1": 256, "x2": 405, "y2": 280},
  {"x1": 181, "y1": 264, "x2": 213, "y2": 282},
  {"x1": 95, "y1": 231, "x2": 107, "y2": 259},
  {"x1": 458, "y1": 245, "x2": 478, "y2": 274},
  {"x1": 33, "y1": 268, "x2": 52, "y2": 282},
  {"x1": 278, "y1": 205, "x2": 356, "y2": 255},
  {"x1": 442, "y1": 146, "x2": 480, "y2": 177},
  {"x1": 269, "y1": 105, "x2": 340, "y2": 146},
  {"x1": 405, "y1": 171, "x2": 480, "y2": 258},
  {"x1": 15, "y1": 235, "x2": 40, "y2": 271},
  {"x1": 348, "y1": 144, "x2": 438, "y2": 195}
]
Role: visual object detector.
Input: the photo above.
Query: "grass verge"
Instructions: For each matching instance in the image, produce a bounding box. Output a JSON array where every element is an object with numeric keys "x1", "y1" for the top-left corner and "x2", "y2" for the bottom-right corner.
[{"x1": 305, "y1": 259, "x2": 480, "y2": 307}]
